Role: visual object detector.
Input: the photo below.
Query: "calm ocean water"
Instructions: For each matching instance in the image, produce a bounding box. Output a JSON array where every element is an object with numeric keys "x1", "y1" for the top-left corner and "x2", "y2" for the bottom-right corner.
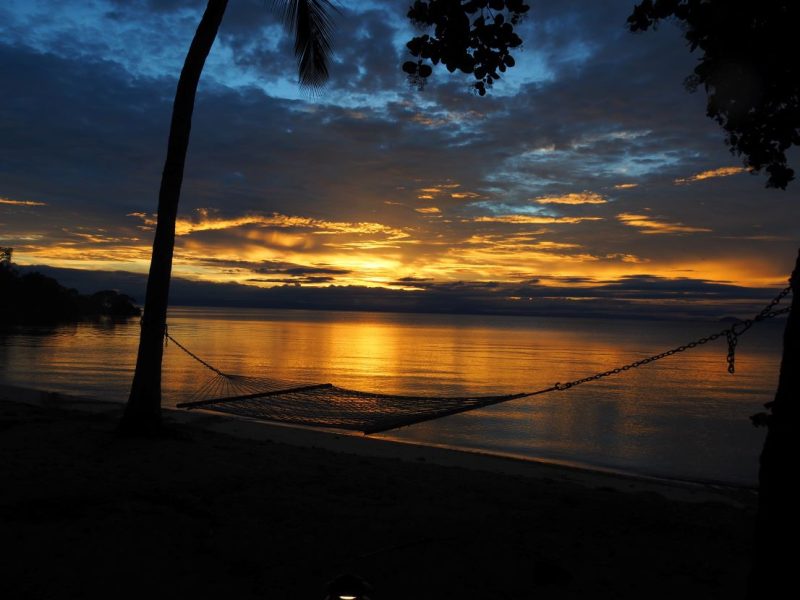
[{"x1": 0, "y1": 306, "x2": 782, "y2": 485}]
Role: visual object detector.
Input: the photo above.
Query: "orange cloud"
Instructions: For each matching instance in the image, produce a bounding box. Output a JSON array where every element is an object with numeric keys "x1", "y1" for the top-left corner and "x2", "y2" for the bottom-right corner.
[
  {"x1": 0, "y1": 197, "x2": 47, "y2": 206},
  {"x1": 129, "y1": 209, "x2": 410, "y2": 240},
  {"x1": 465, "y1": 232, "x2": 550, "y2": 245},
  {"x1": 415, "y1": 207, "x2": 441, "y2": 214},
  {"x1": 613, "y1": 183, "x2": 639, "y2": 190},
  {"x1": 674, "y1": 166, "x2": 747, "y2": 185},
  {"x1": 242, "y1": 229, "x2": 314, "y2": 249},
  {"x1": 443, "y1": 245, "x2": 600, "y2": 267},
  {"x1": 21, "y1": 243, "x2": 152, "y2": 270},
  {"x1": 71, "y1": 232, "x2": 133, "y2": 244},
  {"x1": 411, "y1": 114, "x2": 450, "y2": 127},
  {"x1": 325, "y1": 240, "x2": 417, "y2": 250},
  {"x1": 605, "y1": 253, "x2": 648, "y2": 263},
  {"x1": 127, "y1": 212, "x2": 156, "y2": 230},
  {"x1": 417, "y1": 183, "x2": 461, "y2": 197},
  {"x1": 617, "y1": 213, "x2": 711, "y2": 234},
  {"x1": 532, "y1": 241, "x2": 581, "y2": 250},
  {"x1": 534, "y1": 192, "x2": 607, "y2": 205}
]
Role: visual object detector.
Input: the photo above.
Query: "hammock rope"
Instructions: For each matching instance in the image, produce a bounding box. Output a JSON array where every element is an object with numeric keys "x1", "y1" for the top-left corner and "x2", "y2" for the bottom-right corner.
[{"x1": 172, "y1": 284, "x2": 792, "y2": 434}]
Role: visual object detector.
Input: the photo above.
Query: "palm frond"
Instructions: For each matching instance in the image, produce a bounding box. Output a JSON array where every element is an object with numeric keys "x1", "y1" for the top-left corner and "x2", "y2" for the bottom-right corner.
[{"x1": 272, "y1": 0, "x2": 337, "y2": 88}]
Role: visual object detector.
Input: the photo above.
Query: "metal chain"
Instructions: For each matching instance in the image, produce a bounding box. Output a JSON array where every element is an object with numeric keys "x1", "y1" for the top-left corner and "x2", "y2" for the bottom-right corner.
[
  {"x1": 724, "y1": 284, "x2": 792, "y2": 373},
  {"x1": 552, "y1": 284, "x2": 792, "y2": 392},
  {"x1": 164, "y1": 331, "x2": 227, "y2": 376}
]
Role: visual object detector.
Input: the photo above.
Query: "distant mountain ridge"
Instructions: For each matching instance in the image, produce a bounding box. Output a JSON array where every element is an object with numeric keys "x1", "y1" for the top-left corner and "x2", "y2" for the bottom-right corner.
[{"x1": 13, "y1": 264, "x2": 782, "y2": 322}]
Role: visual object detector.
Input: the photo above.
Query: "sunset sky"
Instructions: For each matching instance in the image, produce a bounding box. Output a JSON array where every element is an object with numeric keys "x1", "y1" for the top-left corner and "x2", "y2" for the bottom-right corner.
[{"x1": 2, "y1": 0, "x2": 799, "y2": 318}]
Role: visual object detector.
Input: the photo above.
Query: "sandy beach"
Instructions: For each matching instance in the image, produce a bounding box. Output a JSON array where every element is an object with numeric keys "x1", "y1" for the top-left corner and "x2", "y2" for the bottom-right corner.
[{"x1": 1, "y1": 385, "x2": 757, "y2": 599}]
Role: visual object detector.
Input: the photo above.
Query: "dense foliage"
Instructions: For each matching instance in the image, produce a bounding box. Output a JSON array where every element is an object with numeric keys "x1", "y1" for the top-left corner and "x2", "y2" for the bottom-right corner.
[
  {"x1": 404, "y1": 0, "x2": 529, "y2": 95},
  {"x1": 629, "y1": 0, "x2": 800, "y2": 189},
  {"x1": 0, "y1": 259, "x2": 141, "y2": 325}
]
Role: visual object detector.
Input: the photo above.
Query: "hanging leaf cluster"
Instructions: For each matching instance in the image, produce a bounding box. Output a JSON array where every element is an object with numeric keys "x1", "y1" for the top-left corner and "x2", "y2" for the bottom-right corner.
[
  {"x1": 629, "y1": 0, "x2": 800, "y2": 188},
  {"x1": 403, "y1": 0, "x2": 529, "y2": 94}
]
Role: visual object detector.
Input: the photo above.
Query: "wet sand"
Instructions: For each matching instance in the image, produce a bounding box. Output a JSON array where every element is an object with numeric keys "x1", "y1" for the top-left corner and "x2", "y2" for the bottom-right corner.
[{"x1": 1, "y1": 385, "x2": 756, "y2": 599}]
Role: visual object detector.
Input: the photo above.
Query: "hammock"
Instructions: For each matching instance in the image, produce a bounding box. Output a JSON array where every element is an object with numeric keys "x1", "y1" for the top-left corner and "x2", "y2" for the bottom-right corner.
[
  {"x1": 171, "y1": 284, "x2": 791, "y2": 434},
  {"x1": 175, "y1": 371, "x2": 536, "y2": 434}
]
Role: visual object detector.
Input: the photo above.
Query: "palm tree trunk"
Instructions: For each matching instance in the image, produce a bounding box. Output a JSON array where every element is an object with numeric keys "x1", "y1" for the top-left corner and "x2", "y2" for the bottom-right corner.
[
  {"x1": 120, "y1": 0, "x2": 230, "y2": 434},
  {"x1": 747, "y1": 248, "x2": 800, "y2": 599}
]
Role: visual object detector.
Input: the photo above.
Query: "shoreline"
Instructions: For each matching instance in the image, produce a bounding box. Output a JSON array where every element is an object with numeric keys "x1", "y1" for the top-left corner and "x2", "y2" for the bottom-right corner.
[
  {"x1": 0, "y1": 383, "x2": 756, "y2": 506},
  {"x1": 375, "y1": 432, "x2": 758, "y2": 494},
  {"x1": 1, "y1": 383, "x2": 758, "y2": 598}
]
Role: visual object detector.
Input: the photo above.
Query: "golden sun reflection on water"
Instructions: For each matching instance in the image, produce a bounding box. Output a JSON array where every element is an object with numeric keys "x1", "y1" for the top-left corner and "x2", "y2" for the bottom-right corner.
[{"x1": 0, "y1": 307, "x2": 781, "y2": 484}]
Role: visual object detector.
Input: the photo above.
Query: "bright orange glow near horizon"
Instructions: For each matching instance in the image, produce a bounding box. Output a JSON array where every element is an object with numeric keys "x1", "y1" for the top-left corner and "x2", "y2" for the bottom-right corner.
[
  {"x1": 9, "y1": 193, "x2": 792, "y2": 291},
  {"x1": 1, "y1": 149, "x2": 795, "y2": 298}
]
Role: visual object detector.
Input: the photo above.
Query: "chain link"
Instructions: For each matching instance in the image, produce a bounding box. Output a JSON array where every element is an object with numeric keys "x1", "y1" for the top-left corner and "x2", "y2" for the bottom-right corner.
[{"x1": 551, "y1": 284, "x2": 792, "y2": 393}]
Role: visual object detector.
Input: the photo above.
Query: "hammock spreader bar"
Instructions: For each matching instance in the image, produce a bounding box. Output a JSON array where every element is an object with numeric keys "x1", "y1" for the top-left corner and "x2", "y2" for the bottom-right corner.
[{"x1": 176, "y1": 383, "x2": 334, "y2": 409}]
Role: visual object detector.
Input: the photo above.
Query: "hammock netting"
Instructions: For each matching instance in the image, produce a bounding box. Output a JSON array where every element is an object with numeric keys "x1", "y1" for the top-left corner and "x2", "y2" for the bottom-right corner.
[{"x1": 176, "y1": 372, "x2": 530, "y2": 435}]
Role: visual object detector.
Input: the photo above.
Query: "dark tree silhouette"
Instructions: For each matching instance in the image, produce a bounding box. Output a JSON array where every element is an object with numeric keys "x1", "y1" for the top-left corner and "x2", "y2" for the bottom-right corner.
[
  {"x1": 404, "y1": 0, "x2": 530, "y2": 95},
  {"x1": 0, "y1": 265, "x2": 140, "y2": 325},
  {"x1": 120, "y1": 0, "x2": 336, "y2": 434},
  {"x1": 629, "y1": 0, "x2": 800, "y2": 189},
  {"x1": 629, "y1": 5, "x2": 799, "y2": 598},
  {"x1": 408, "y1": 2, "x2": 798, "y2": 597}
]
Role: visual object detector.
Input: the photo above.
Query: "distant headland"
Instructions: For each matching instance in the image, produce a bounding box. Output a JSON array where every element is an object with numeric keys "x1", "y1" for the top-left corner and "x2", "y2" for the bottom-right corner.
[{"x1": 1, "y1": 249, "x2": 141, "y2": 325}]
